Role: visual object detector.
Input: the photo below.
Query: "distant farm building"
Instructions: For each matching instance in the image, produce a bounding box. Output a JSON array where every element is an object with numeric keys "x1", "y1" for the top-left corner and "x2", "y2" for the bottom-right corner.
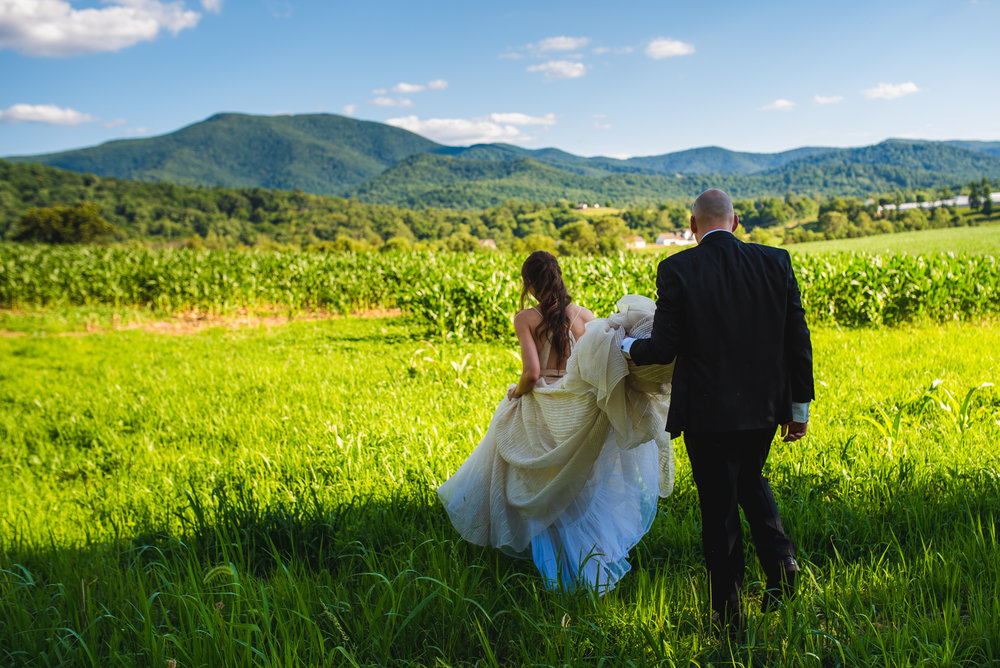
[
  {"x1": 624, "y1": 235, "x2": 646, "y2": 249},
  {"x1": 655, "y1": 230, "x2": 695, "y2": 246}
]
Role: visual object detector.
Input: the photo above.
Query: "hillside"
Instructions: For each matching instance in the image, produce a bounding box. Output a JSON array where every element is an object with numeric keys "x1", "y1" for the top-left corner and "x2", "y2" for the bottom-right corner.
[
  {"x1": 7, "y1": 113, "x2": 442, "y2": 196},
  {"x1": 7, "y1": 113, "x2": 1000, "y2": 208},
  {"x1": 945, "y1": 140, "x2": 1000, "y2": 158},
  {"x1": 624, "y1": 146, "x2": 835, "y2": 175},
  {"x1": 787, "y1": 140, "x2": 1000, "y2": 177},
  {"x1": 353, "y1": 149, "x2": 1000, "y2": 208}
]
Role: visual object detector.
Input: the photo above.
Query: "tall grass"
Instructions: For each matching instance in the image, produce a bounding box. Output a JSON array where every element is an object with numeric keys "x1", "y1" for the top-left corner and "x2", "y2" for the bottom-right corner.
[{"x1": 2, "y1": 315, "x2": 998, "y2": 665}]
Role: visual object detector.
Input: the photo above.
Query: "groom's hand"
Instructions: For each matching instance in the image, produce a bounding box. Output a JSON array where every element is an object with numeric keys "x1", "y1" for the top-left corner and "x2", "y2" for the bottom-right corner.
[{"x1": 780, "y1": 421, "x2": 808, "y2": 442}]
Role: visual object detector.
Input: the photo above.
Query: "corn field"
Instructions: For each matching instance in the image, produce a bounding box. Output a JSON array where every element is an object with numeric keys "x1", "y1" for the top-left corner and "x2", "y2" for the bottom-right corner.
[{"x1": 2, "y1": 244, "x2": 997, "y2": 339}]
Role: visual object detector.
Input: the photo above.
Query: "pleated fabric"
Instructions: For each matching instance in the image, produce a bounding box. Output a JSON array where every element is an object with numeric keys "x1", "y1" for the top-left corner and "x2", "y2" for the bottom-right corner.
[{"x1": 437, "y1": 295, "x2": 674, "y2": 592}]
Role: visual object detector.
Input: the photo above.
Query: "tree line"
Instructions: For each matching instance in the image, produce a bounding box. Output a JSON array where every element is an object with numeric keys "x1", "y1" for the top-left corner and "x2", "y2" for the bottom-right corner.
[{"x1": 1, "y1": 160, "x2": 994, "y2": 253}]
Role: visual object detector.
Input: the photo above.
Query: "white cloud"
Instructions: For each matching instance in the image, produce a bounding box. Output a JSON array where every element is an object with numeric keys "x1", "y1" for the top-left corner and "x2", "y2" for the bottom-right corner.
[
  {"x1": 0, "y1": 103, "x2": 97, "y2": 125},
  {"x1": 814, "y1": 94, "x2": 844, "y2": 105},
  {"x1": 386, "y1": 116, "x2": 530, "y2": 145},
  {"x1": 526, "y1": 60, "x2": 586, "y2": 80},
  {"x1": 201, "y1": 0, "x2": 222, "y2": 13},
  {"x1": 0, "y1": 0, "x2": 202, "y2": 57},
  {"x1": 342, "y1": 104, "x2": 357, "y2": 115},
  {"x1": 863, "y1": 81, "x2": 920, "y2": 100},
  {"x1": 761, "y1": 99, "x2": 796, "y2": 111},
  {"x1": 644, "y1": 37, "x2": 695, "y2": 59},
  {"x1": 386, "y1": 112, "x2": 557, "y2": 145},
  {"x1": 372, "y1": 97, "x2": 413, "y2": 107},
  {"x1": 504, "y1": 36, "x2": 592, "y2": 59},
  {"x1": 103, "y1": 117, "x2": 128, "y2": 128},
  {"x1": 536, "y1": 36, "x2": 589, "y2": 51},
  {"x1": 488, "y1": 112, "x2": 556, "y2": 126},
  {"x1": 392, "y1": 82, "x2": 425, "y2": 94},
  {"x1": 377, "y1": 79, "x2": 447, "y2": 95},
  {"x1": 593, "y1": 45, "x2": 633, "y2": 55}
]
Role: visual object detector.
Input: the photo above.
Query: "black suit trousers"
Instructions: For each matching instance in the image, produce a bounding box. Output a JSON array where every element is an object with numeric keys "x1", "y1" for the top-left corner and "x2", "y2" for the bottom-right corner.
[{"x1": 684, "y1": 428, "x2": 795, "y2": 619}]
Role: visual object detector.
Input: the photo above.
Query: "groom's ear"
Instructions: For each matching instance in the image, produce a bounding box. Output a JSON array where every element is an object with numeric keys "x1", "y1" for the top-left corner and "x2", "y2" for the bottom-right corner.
[
  {"x1": 731, "y1": 214, "x2": 740, "y2": 232},
  {"x1": 689, "y1": 215, "x2": 698, "y2": 235}
]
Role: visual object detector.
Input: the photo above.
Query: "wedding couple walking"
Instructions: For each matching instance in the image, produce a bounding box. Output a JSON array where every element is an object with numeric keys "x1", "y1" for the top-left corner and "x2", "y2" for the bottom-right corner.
[{"x1": 438, "y1": 189, "x2": 815, "y2": 631}]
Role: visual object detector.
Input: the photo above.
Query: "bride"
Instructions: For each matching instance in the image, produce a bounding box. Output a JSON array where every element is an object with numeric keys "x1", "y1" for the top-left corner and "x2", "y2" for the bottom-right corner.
[{"x1": 437, "y1": 251, "x2": 675, "y2": 593}]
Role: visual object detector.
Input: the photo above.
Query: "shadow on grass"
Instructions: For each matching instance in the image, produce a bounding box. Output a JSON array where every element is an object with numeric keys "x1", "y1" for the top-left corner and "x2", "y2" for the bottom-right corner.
[{"x1": 3, "y1": 470, "x2": 999, "y2": 666}]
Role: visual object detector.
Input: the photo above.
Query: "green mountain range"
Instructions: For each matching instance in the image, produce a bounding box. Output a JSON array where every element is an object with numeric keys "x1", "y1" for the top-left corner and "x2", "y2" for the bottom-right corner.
[
  {"x1": 7, "y1": 113, "x2": 439, "y2": 196},
  {"x1": 7, "y1": 113, "x2": 1000, "y2": 208}
]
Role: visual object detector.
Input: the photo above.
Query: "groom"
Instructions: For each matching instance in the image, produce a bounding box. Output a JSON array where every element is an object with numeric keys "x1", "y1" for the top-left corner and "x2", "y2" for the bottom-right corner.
[{"x1": 622, "y1": 188, "x2": 814, "y2": 629}]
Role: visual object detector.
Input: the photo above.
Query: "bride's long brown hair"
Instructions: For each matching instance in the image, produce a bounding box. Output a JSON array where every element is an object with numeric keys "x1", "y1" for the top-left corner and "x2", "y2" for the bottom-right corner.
[{"x1": 520, "y1": 251, "x2": 573, "y2": 363}]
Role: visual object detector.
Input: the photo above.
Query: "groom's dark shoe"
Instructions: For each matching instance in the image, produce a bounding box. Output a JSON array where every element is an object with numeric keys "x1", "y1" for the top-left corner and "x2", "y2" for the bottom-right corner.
[{"x1": 762, "y1": 556, "x2": 799, "y2": 612}]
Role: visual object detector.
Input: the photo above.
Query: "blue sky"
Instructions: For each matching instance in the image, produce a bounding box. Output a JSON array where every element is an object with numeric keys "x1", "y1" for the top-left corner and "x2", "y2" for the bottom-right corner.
[{"x1": 2, "y1": 0, "x2": 999, "y2": 159}]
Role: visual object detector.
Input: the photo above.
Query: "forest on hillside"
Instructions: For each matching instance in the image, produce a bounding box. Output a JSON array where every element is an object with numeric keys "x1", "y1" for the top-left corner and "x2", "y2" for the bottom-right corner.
[{"x1": 1, "y1": 160, "x2": 995, "y2": 253}]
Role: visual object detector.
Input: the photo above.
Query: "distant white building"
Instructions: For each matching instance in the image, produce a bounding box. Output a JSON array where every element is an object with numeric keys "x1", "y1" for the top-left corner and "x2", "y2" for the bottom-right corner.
[
  {"x1": 655, "y1": 230, "x2": 695, "y2": 246},
  {"x1": 624, "y1": 235, "x2": 646, "y2": 249},
  {"x1": 878, "y1": 192, "x2": 998, "y2": 214}
]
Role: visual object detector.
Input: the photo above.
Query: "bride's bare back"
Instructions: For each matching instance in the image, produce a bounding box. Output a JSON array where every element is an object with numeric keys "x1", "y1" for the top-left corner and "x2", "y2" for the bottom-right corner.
[{"x1": 510, "y1": 303, "x2": 595, "y2": 397}]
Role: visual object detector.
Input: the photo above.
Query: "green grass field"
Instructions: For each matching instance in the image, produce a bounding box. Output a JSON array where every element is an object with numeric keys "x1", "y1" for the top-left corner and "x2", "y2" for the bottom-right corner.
[
  {"x1": 2, "y1": 308, "x2": 999, "y2": 665},
  {"x1": 786, "y1": 220, "x2": 1000, "y2": 255},
  {"x1": 632, "y1": 220, "x2": 1000, "y2": 256}
]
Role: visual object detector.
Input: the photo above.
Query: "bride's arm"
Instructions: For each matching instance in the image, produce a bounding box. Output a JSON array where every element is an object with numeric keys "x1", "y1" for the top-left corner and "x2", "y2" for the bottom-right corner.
[{"x1": 510, "y1": 310, "x2": 540, "y2": 399}]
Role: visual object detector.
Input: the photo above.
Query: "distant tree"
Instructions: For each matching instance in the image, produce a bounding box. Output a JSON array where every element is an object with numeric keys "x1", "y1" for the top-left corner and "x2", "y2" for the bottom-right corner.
[
  {"x1": 785, "y1": 193, "x2": 819, "y2": 221},
  {"x1": 514, "y1": 233, "x2": 559, "y2": 255},
  {"x1": 929, "y1": 207, "x2": 951, "y2": 229},
  {"x1": 13, "y1": 202, "x2": 115, "y2": 244},
  {"x1": 748, "y1": 227, "x2": 778, "y2": 245},
  {"x1": 899, "y1": 208, "x2": 930, "y2": 231},
  {"x1": 593, "y1": 216, "x2": 627, "y2": 254},
  {"x1": 854, "y1": 211, "x2": 874, "y2": 235},
  {"x1": 442, "y1": 231, "x2": 479, "y2": 252},
  {"x1": 982, "y1": 178, "x2": 993, "y2": 217},
  {"x1": 381, "y1": 236, "x2": 413, "y2": 252},
  {"x1": 968, "y1": 181, "x2": 982, "y2": 211},
  {"x1": 757, "y1": 197, "x2": 791, "y2": 228},
  {"x1": 559, "y1": 220, "x2": 599, "y2": 255},
  {"x1": 818, "y1": 211, "x2": 849, "y2": 239}
]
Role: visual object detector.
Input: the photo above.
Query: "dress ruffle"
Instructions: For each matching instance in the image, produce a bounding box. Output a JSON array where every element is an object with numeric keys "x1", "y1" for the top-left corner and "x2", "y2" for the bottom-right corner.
[{"x1": 437, "y1": 295, "x2": 674, "y2": 592}]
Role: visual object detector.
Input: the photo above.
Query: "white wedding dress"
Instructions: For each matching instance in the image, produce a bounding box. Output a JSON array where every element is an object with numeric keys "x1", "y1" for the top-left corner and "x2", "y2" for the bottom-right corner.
[{"x1": 437, "y1": 295, "x2": 674, "y2": 593}]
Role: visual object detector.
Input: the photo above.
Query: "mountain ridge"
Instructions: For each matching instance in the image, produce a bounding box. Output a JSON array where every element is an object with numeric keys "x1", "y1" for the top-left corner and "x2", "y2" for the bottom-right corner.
[{"x1": 6, "y1": 113, "x2": 1000, "y2": 208}]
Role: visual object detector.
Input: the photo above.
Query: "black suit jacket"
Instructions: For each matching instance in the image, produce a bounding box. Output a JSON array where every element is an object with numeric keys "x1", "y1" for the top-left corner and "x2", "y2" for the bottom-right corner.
[{"x1": 630, "y1": 231, "x2": 814, "y2": 435}]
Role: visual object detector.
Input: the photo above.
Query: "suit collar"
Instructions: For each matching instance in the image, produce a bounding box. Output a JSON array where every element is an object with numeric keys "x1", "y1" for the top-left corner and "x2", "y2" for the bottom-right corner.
[{"x1": 698, "y1": 229, "x2": 737, "y2": 245}]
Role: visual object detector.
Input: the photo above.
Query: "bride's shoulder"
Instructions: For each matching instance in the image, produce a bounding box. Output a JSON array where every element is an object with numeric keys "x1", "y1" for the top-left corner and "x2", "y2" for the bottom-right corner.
[
  {"x1": 513, "y1": 307, "x2": 542, "y2": 325},
  {"x1": 570, "y1": 303, "x2": 596, "y2": 324}
]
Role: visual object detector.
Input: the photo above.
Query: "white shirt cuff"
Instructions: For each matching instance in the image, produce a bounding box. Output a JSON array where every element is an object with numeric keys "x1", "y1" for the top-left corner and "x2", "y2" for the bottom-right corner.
[
  {"x1": 621, "y1": 336, "x2": 636, "y2": 358},
  {"x1": 791, "y1": 401, "x2": 810, "y2": 423}
]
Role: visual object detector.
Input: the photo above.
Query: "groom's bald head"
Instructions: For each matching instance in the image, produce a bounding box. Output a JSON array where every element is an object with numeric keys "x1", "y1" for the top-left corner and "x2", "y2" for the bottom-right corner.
[
  {"x1": 692, "y1": 189, "x2": 734, "y2": 223},
  {"x1": 690, "y1": 189, "x2": 738, "y2": 242}
]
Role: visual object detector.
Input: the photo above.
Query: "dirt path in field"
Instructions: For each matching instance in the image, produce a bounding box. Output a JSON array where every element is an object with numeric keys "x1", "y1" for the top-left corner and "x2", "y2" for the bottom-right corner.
[{"x1": 0, "y1": 307, "x2": 403, "y2": 337}]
